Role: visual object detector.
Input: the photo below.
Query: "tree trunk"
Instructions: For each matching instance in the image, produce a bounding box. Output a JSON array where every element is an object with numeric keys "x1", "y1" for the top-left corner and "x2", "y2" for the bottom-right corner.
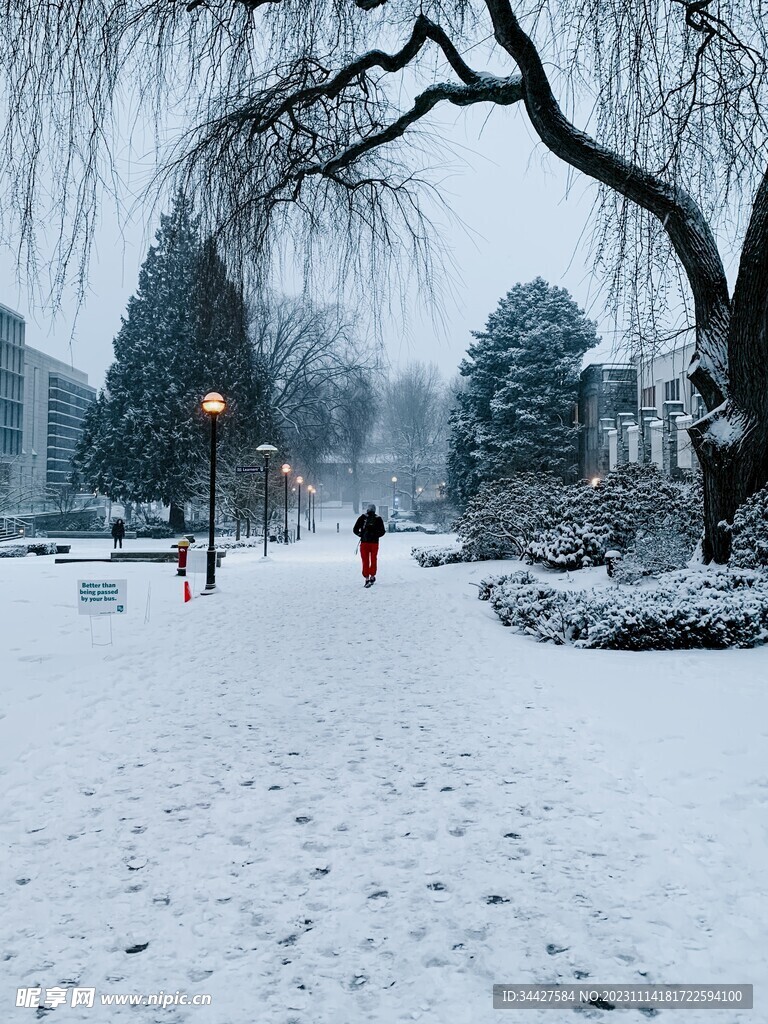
[
  {"x1": 169, "y1": 501, "x2": 186, "y2": 532},
  {"x1": 235, "y1": 517, "x2": 241, "y2": 541},
  {"x1": 692, "y1": 415, "x2": 768, "y2": 562}
]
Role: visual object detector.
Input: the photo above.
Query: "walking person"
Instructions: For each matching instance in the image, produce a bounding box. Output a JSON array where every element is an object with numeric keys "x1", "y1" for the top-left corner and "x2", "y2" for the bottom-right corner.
[
  {"x1": 353, "y1": 504, "x2": 386, "y2": 587},
  {"x1": 111, "y1": 518, "x2": 126, "y2": 550}
]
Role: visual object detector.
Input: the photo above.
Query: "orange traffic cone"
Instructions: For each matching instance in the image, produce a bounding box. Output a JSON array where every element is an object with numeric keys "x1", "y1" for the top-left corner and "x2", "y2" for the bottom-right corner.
[{"x1": 183, "y1": 581, "x2": 192, "y2": 603}]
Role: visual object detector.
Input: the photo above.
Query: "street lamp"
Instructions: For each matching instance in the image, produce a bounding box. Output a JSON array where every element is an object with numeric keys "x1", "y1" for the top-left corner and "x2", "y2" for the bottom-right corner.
[
  {"x1": 256, "y1": 443, "x2": 279, "y2": 557},
  {"x1": 391, "y1": 475, "x2": 398, "y2": 511},
  {"x1": 281, "y1": 463, "x2": 291, "y2": 544},
  {"x1": 307, "y1": 486, "x2": 315, "y2": 533},
  {"x1": 295, "y1": 476, "x2": 303, "y2": 541},
  {"x1": 201, "y1": 391, "x2": 226, "y2": 593}
]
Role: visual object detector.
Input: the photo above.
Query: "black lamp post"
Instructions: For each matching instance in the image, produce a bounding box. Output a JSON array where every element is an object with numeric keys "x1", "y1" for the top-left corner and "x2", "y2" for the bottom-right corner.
[
  {"x1": 281, "y1": 463, "x2": 291, "y2": 543},
  {"x1": 295, "y1": 476, "x2": 303, "y2": 540},
  {"x1": 201, "y1": 391, "x2": 226, "y2": 594},
  {"x1": 256, "y1": 443, "x2": 278, "y2": 557},
  {"x1": 312, "y1": 487, "x2": 316, "y2": 533},
  {"x1": 308, "y1": 486, "x2": 315, "y2": 533}
]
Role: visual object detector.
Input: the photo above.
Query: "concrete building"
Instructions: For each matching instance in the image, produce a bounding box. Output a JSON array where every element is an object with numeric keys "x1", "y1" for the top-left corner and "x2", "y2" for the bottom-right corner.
[
  {"x1": 0, "y1": 302, "x2": 25, "y2": 485},
  {"x1": 578, "y1": 342, "x2": 703, "y2": 480},
  {"x1": 21, "y1": 345, "x2": 96, "y2": 494},
  {"x1": 577, "y1": 364, "x2": 637, "y2": 480},
  {"x1": 0, "y1": 301, "x2": 96, "y2": 504}
]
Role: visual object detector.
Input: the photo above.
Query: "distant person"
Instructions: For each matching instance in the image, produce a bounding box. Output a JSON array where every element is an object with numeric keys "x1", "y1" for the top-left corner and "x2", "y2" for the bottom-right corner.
[
  {"x1": 111, "y1": 518, "x2": 126, "y2": 549},
  {"x1": 353, "y1": 504, "x2": 386, "y2": 588}
]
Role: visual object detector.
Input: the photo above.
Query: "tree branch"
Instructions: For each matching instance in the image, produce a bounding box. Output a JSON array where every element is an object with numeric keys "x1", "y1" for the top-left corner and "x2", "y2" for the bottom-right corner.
[
  {"x1": 485, "y1": 0, "x2": 730, "y2": 408},
  {"x1": 728, "y1": 163, "x2": 768, "y2": 413}
]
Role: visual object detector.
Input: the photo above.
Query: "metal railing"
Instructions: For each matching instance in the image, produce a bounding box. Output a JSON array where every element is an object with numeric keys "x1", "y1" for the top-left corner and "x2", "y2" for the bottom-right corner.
[{"x1": 0, "y1": 515, "x2": 33, "y2": 542}]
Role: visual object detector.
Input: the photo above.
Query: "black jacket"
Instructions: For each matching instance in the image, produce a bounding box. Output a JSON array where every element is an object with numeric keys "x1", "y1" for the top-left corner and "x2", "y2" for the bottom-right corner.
[
  {"x1": 354, "y1": 513, "x2": 386, "y2": 544},
  {"x1": 111, "y1": 521, "x2": 126, "y2": 539}
]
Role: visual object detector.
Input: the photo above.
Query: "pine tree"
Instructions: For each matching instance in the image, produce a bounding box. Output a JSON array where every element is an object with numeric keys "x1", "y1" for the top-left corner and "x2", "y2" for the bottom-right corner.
[
  {"x1": 448, "y1": 278, "x2": 598, "y2": 505},
  {"x1": 75, "y1": 195, "x2": 260, "y2": 529}
]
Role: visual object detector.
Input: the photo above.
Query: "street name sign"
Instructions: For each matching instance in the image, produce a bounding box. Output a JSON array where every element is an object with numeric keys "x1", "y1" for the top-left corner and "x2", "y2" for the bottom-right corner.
[{"x1": 235, "y1": 466, "x2": 264, "y2": 474}]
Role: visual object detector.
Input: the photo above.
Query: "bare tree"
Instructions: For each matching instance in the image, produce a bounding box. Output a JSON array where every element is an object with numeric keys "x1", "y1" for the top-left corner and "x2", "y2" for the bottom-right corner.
[
  {"x1": 248, "y1": 292, "x2": 370, "y2": 473},
  {"x1": 382, "y1": 362, "x2": 448, "y2": 506},
  {"x1": 333, "y1": 367, "x2": 379, "y2": 513},
  {"x1": 4, "y1": 1, "x2": 768, "y2": 558}
]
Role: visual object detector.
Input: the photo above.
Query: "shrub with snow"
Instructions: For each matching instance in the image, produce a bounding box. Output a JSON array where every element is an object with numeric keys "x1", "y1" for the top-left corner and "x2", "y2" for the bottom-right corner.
[
  {"x1": 0, "y1": 545, "x2": 27, "y2": 558},
  {"x1": 525, "y1": 522, "x2": 611, "y2": 570},
  {"x1": 479, "y1": 567, "x2": 768, "y2": 649},
  {"x1": 454, "y1": 473, "x2": 567, "y2": 561},
  {"x1": 611, "y1": 515, "x2": 694, "y2": 583},
  {"x1": 411, "y1": 545, "x2": 465, "y2": 568},
  {"x1": 730, "y1": 485, "x2": 768, "y2": 569}
]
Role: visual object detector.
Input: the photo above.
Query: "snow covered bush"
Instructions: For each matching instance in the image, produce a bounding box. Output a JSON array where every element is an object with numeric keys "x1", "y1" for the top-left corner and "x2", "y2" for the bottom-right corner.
[
  {"x1": 564, "y1": 464, "x2": 702, "y2": 551},
  {"x1": 479, "y1": 567, "x2": 768, "y2": 649},
  {"x1": 730, "y1": 485, "x2": 768, "y2": 569},
  {"x1": 525, "y1": 522, "x2": 611, "y2": 570},
  {"x1": 454, "y1": 473, "x2": 567, "y2": 560},
  {"x1": 135, "y1": 518, "x2": 176, "y2": 538},
  {"x1": 451, "y1": 465, "x2": 702, "y2": 572},
  {"x1": 411, "y1": 545, "x2": 465, "y2": 568},
  {"x1": 26, "y1": 542, "x2": 58, "y2": 556},
  {"x1": 524, "y1": 464, "x2": 702, "y2": 571},
  {"x1": 611, "y1": 515, "x2": 694, "y2": 583},
  {"x1": 478, "y1": 570, "x2": 580, "y2": 643},
  {"x1": 0, "y1": 545, "x2": 27, "y2": 558},
  {"x1": 413, "y1": 499, "x2": 457, "y2": 534}
]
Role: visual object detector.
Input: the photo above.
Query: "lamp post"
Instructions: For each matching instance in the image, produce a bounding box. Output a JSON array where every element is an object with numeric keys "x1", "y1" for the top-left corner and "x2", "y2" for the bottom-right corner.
[
  {"x1": 296, "y1": 476, "x2": 303, "y2": 540},
  {"x1": 281, "y1": 463, "x2": 291, "y2": 544},
  {"x1": 312, "y1": 486, "x2": 316, "y2": 533},
  {"x1": 391, "y1": 475, "x2": 398, "y2": 512},
  {"x1": 201, "y1": 391, "x2": 226, "y2": 593},
  {"x1": 256, "y1": 443, "x2": 278, "y2": 557},
  {"x1": 307, "y1": 486, "x2": 314, "y2": 533}
]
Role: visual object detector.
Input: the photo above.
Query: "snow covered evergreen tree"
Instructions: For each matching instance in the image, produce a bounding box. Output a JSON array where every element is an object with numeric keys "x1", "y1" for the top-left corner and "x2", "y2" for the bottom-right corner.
[
  {"x1": 447, "y1": 278, "x2": 598, "y2": 506},
  {"x1": 75, "y1": 195, "x2": 262, "y2": 530}
]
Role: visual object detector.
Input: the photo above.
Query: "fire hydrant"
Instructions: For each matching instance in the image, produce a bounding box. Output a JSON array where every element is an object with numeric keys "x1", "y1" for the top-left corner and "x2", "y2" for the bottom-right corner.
[{"x1": 176, "y1": 538, "x2": 190, "y2": 576}]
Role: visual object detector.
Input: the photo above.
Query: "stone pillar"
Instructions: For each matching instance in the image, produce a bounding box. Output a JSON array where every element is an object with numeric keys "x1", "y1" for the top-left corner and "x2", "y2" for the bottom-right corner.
[
  {"x1": 675, "y1": 414, "x2": 694, "y2": 471},
  {"x1": 607, "y1": 428, "x2": 618, "y2": 471},
  {"x1": 649, "y1": 418, "x2": 664, "y2": 469},
  {"x1": 627, "y1": 424, "x2": 640, "y2": 463}
]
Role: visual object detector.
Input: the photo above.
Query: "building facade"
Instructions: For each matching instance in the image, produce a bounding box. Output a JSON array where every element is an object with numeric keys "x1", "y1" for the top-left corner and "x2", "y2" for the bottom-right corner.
[
  {"x1": 578, "y1": 364, "x2": 637, "y2": 480},
  {"x1": 0, "y1": 301, "x2": 96, "y2": 506},
  {"x1": 0, "y1": 302, "x2": 25, "y2": 485},
  {"x1": 578, "y1": 343, "x2": 702, "y2": 480}
]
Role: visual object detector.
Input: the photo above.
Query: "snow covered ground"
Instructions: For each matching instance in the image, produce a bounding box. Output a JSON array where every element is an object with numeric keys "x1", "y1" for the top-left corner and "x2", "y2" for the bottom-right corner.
[{"x1": 2, "y1": 514, "x2": 767, "y2": 1022}]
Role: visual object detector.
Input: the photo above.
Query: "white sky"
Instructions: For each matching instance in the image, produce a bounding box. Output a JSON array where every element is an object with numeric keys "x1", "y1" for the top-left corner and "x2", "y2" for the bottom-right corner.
[{"x1": 1, "y1": 102, "x2": 620, "y2": 391}]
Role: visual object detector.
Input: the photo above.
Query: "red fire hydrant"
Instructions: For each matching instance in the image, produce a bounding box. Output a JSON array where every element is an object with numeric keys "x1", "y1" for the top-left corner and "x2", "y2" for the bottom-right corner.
[{"x1": 176, "y1": 538, "x2": 190, "y2": 576}]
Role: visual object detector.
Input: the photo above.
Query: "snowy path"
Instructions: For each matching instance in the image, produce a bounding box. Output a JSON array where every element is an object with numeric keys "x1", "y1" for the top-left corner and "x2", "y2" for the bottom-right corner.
[{"x1": 2, "y1": 518, "x2": 767, "y2": 1022}]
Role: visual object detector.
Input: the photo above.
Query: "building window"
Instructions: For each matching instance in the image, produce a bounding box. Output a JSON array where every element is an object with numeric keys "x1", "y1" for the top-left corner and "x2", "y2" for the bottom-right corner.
[
  {"x1": 641, "y1": 385, "x2": 656, "y2": 409},
  {"x1": 664, "y1": 378, "x2": 681, "y2": 402}
]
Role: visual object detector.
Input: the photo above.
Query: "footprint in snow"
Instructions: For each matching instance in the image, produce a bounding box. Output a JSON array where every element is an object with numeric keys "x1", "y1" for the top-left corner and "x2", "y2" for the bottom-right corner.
[
  {"x1": 486, "y1": 895, "x2": 510, "y2": 905},
  {"x1": 368, "y1": 890, "x2": 388, "y2": 900},
  {"x1": 311, "y1": 867, "x2": 330, "y2": 878},
  {"x1": 295, "y1": 816, "x2": 311, "y2": 824},
  {"x1": 546, "y1": 943, "x2": 568, "y2": 955},
  {"x1": 427, "y1": 882, "x2": 446, "y2": 891},
  {"x1": 125, "y1": 942, "x2": 149, "y2": 954}
]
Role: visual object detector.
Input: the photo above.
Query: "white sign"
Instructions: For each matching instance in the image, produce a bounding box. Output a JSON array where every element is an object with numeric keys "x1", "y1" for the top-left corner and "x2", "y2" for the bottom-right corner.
[
  {"x1": 186, "y1": 549, "x2": 209, "y2": 575},
  {"x1": 77, "y1": 579, "x2": 128, "y2": 616}
]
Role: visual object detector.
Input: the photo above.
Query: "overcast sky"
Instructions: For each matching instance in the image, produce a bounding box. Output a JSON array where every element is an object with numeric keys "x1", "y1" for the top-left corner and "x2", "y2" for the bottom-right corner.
[{"x1": 1, "y1": 102, "x2": 618, "y2": 391}]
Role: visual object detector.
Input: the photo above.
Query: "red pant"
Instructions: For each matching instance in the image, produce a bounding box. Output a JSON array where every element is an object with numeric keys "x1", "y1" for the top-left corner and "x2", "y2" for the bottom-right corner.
[{"x1": 360, "y1": 542, "x2": 379, "y2": 577}]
